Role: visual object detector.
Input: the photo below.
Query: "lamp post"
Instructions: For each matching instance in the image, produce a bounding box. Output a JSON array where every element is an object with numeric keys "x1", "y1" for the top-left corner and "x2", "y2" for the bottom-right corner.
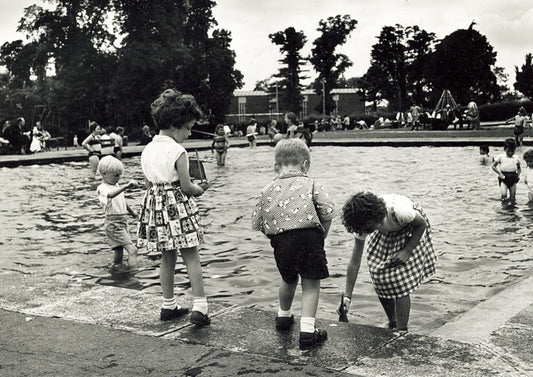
[{"x1": 321, "y1": 79, "x2": 326, "y2": 116}]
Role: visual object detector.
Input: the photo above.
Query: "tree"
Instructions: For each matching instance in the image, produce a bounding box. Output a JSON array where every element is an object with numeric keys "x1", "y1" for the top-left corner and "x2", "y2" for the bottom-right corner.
[
  {"x1": 405, "y1": 26, "x2": 436, "y2": 108},
  {"x1": 269, "y1": 27, "x2": 307, "y2": 114},
  {"x1": 514, "y1": 53, "x2": 533, "y2": 98},
  {"x1": 309, "y1": 15, "x2": 357, "y2": 114},
  {"x1": 426, "y1": 24, "x2": 501, "y2": 105}
]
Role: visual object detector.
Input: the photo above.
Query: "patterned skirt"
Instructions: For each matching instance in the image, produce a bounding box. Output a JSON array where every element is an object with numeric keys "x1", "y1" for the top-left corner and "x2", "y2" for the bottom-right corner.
[
  {"x1": 136, "y1": 182, "x2": 204, "y2": 253},
  {"x1": 366, "y1": 203, "x2": 437, "y2": 299}
]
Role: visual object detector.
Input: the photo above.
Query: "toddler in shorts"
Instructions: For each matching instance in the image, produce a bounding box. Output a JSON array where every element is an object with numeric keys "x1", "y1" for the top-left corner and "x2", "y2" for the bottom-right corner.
[{"x1": 252, "y1": 138, "x2": 335, "y2": 348}]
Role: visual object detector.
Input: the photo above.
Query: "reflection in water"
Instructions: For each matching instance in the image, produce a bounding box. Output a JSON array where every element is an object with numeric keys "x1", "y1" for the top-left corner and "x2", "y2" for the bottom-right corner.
[{"x1": 1, "y1": 145, "x2": 533, "y2": 333}]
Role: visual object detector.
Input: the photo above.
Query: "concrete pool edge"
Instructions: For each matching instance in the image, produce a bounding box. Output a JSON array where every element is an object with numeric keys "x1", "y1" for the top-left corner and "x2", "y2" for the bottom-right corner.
[{"x1": 0, "y1": 271, "x2": 531, "y2": 376}]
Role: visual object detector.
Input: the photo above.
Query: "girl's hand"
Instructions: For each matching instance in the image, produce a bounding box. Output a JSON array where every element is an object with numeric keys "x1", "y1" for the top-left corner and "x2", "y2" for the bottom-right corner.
[
  {"x1": 391, "y1": 249, "x2": 411, "y2": 266},
  {"x1": 499, "y1": 173, "x2": 505, "y2": 180},
  {"x1": 198, "y1": 181, "x2": 210, "y2": 191},
  {"x1": 127, "y1": 180, "x2": 137, "y2": 188},
  {"x1": 342, "y1": 296, "x2": 352, "y2": 313}
]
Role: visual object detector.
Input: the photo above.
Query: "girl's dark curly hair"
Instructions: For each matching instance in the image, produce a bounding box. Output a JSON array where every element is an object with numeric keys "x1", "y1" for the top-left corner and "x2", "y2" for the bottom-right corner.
[
  {"x1": 151, "y1": 89, "x2": 203, "y2": 130},
  {"x1": 341, "y1": 192, "x2": 387, "y2": 234}
]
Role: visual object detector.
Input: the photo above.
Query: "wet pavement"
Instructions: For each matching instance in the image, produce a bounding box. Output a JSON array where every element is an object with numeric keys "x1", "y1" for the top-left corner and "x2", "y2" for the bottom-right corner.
[{"x1": 2, "y1": 129, "x2": 533, "y2": 376}]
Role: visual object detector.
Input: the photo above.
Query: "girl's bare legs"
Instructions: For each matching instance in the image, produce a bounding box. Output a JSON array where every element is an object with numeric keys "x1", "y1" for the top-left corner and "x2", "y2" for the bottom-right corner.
[
  {"x1": 180, "y1": 246, "x2": 205, "y2": 297},
  {"x1": 160, "y1": 249, "x2": 177, "y2": 300},
  {"x1": 279, "y1": 279, "x2": 298, "y2": 311},
  {"x1": 500, "y1": 182, "x2": 509, "y2": 200},
  {"x1": 509, "y1": 184, "x2": 517, "y2": 201},
  {"x1": 396, "y1": 295, "x2": 411, "y2": 330},
  {"x1": 124, "y1": 244, "x2": 138, "y2": 267}
]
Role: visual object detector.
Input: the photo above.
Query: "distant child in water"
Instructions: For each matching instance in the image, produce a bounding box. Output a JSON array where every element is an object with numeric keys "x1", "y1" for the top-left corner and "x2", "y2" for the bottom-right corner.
[
  {"x1": 252, "y1": 138, "x2": 336, "y2": 349},
  {"x1": 96, "y1": 155, "x2": 138, "y2": 268},
  {"x1": 522, "y1": 149, "x2": 533, "y2": 202},
  {"x1": 211, "y1": 124, "x2": 229, "y2": 166},
  {"x1": 492, "y1": 138, "x2": 521, "y2": 202},
  {"x1": 479, "y1": 145, "x2": 493, "y2": 164}
]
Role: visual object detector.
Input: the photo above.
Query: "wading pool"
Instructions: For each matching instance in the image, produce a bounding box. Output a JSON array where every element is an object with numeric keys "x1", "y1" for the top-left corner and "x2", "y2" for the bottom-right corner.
[{"x1": 2, "y1": 145, "x2": 532, "y2": 334}]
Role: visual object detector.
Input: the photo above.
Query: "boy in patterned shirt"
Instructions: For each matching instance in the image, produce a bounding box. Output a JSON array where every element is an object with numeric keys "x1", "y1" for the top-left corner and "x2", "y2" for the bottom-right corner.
[{"x1": 252, "y1": 139, "x2": 335, "y2": 348}]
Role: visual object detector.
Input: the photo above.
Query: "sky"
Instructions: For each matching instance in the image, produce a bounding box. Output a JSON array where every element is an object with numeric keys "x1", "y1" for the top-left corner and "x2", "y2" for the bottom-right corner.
[{"x1": 1, "y1": 0, "x2": 532, "y2": 90}]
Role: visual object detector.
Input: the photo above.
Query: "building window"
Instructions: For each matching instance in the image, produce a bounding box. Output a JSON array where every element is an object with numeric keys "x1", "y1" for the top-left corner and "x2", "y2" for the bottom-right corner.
[
  {"x1": 332, "y1": 94, "x2": 339, "y2": 117},
  {"x1": 238, "y1": 97, "x2": 246, "y2": 122},
  {"x1": 301, "y1": 96, "x2": 308, "y2": 118}
]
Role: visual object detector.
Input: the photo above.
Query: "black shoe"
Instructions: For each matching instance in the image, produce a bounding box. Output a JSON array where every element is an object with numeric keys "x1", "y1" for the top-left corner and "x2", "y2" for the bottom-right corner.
[
  {"x1": 275, "y1": 315, "x2": 294, "y2": 330},
  {"x1": 190, "y1": 311, "x2": 211, "y2": 327},
  {"x1": 299, "y1": 328, "x2": 328, "y2": 349},
  {"x1": 160, "y1": 306, "x2": 189, "y2": 321}
]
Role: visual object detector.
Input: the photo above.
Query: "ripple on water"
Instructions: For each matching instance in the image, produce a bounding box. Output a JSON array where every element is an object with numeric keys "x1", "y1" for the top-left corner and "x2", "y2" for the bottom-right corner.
[{"x1": 2, "y1": 145, "x2": 533, "y2": 331}]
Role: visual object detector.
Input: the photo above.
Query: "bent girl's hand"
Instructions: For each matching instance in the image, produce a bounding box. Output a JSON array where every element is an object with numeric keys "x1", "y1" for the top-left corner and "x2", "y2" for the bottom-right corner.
[{"x1": 391, "y1": 249, "x2": 411, "y2": 266}]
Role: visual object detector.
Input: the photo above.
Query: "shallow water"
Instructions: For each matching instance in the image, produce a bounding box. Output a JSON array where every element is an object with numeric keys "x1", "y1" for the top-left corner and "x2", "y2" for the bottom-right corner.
[{"x1": 1, "y1": 145, "x2": 532, "y2": 333}]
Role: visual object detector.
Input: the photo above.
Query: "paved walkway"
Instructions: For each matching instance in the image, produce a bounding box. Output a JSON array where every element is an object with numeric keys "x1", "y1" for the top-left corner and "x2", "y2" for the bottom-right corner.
[{"x1": 2, "y1": 127, "x2": 533, "y2": 376}]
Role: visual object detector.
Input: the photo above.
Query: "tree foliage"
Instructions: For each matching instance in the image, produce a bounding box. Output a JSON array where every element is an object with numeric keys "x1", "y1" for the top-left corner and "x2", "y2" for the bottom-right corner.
[
  {"x1": 269, "y1": 27, "x2": 307, "y2": 114},
  {"x1": 0, "y1": 0, "x2": 242, "y2": 139},
  {"x1": 514, "y1": 53, "x2": 533, "y2": 99},
  {"x1": 309, "y1": 15, "x2": 357, "y2": 114}
]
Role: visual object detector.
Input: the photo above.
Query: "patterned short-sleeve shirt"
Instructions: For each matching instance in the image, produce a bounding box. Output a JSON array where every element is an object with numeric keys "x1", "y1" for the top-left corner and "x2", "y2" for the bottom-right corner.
[{"x1": 251, "y1": 173, "x2": 335, "y2": 236}]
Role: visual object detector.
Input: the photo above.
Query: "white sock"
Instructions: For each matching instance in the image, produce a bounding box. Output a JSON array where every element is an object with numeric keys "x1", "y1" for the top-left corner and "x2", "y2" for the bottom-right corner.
[
  {"x1": 162, "y1": 297, "x2": 177, "y2": 310},
  {"x1": 192, "y1": 296, "x2": 208, "y2": 315},
  {"x1": 278, "y1": 308, "x2": 292, "y2": 317},
  {"x1": 300, "y1": 317, "x2": 315, "y2": 333}
]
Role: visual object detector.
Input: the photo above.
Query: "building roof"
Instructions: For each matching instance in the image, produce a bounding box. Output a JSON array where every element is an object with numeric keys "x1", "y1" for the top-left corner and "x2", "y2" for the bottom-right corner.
[{"x1": 233, "y1": 90, "x2": 269, "y2": 97}]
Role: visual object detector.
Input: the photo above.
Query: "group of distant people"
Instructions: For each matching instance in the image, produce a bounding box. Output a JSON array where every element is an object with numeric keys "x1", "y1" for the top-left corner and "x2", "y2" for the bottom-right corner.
[{"x1": 0, "y1": 117, "x2": 53, "y2": 154}]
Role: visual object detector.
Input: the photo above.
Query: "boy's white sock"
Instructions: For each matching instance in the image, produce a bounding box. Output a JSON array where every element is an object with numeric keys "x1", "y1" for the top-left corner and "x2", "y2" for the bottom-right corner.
[
  {"x1": 277, "y1": 308, "x2": 292, "y2": 317},
  {"x1": 192, "y1": 296, "x2": 208, "y2": 315},
  {"x1": 162, "y1": 297, "x2": 178, "y2": 310},
  {"x1": 300, "y1": 317, "x2": 316, "y2": 333}
]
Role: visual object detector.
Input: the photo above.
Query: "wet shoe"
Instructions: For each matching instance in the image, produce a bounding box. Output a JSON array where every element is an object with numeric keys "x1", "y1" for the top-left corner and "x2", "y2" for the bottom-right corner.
[
  {"x1": 160, "y1": 306, "x2": 189, "y2": 321},
  {"x1": 299, "y1": 328, "x2": 327, "y2": 349},
  {"x1": 275, "y1": 315, "x2": 294, "y2": 330},
  {"x1": 190, "y1": 311, "x2": 211, "y2": 327}
]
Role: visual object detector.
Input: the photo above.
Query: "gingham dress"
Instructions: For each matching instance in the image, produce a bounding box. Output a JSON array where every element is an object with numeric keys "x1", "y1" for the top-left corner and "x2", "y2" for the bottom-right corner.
[
  {"x1": 136, "y1": 182, "x2": 204, "y2": 252},
  {"x1": 365, "y1": 201, "x2": 437, "y2": 299}
]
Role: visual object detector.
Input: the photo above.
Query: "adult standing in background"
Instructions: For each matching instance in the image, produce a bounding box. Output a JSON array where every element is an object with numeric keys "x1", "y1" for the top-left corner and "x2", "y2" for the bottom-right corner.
[
  {"x1": 466, "y1": 102, "x2": 480, "y2": 130},
  {"x1": 82, "y1": 121, "x2": 102, "y2": 179},
  {"x1": 506, "y1": 106, "x2": 528, "y2": 147}
]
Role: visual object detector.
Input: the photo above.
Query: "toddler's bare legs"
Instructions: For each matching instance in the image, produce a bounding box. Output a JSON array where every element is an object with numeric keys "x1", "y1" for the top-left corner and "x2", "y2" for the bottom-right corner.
[
  {"x1": 88, "y1": 155, "x2": 99, "y2": 179},
  {"x1": 180, "y1": 246, "x2": 205, "y2": 297},
  {"x1": 160, "y1": 249, "x2": 178, "y2": 300},
  {"x1": 124, "y1": 244, "x2": 138, "y2": 267},
  {"x1": 301, "y1": 278, "x2": 320, "y2": 318},
  {"x1": 112, "y1": 246, "x2": 123, "y2": 265},
  {"x1": 279, "y1": 279, "x2": 298, "y2": 311}
]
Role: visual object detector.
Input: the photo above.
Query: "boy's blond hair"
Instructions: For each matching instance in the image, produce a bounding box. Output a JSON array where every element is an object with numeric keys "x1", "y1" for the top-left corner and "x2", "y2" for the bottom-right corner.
[
  {"x1": 274, "y1": 138, "x2": 310, "y2": 167},
  {"x1": 98, "y1": 155, "x2": 124, "y2": 175}
]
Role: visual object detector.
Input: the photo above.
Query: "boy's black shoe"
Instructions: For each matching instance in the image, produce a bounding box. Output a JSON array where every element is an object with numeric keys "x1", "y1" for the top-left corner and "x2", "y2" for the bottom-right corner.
[
  {"x1": 160, "y1": 306, "x2": 189, "y2": 321},
  {"x1": 275, "y1": 315, "x2": 294, "y2": 330},
  {"x1": 190, "y1": 311, "x2": 211, "y2": 327},
  {"x1": 299, "y1": 328, "x2": 328, "y2": 349}
]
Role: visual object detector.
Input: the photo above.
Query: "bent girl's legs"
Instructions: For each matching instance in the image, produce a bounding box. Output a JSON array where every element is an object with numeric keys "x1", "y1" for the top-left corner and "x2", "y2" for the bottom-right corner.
[
  {"x1": 124, "y1": 243, "x2": 138, "y2": 267},
  {"x1": 279, "y1": 278, "x2": 298, "y2": 311},
  {"x1": 396, "y1": 295, "x2": 411, "y2": 330},
  {"x1": 378, "y1": 296, "x2": 397, "y2": 326}
]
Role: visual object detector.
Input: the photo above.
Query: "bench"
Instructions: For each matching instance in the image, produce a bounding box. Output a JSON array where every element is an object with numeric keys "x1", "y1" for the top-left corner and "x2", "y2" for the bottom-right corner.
[{"x1": 46, "y1": 137, "x2": 67, "y2": 150}]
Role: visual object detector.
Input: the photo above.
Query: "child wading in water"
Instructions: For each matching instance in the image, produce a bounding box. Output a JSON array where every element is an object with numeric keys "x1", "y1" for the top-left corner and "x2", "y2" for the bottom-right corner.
[
  {"x1": 340, "y1": 192, "x2": 437, "y2": 334},
  {"x1": 211, "y1": 124, "x2": 229, "y2": 166},
  {"x1": 479, "y1": 145, "x2": 493, "y2": 165},
  {"x1": 137, "y1": 89, "x2": 210, "y2": 326},
  {"x1": 522, "y1": 149, "x2": 533, "y2": 203},
  {"x1": 97, "y1": 155, "x2": 138, "y2": 268},
  {"x1": 252, "y1": 139, "x2": 335, "y2": 348},
  {"x1": 492, "y1": 138, "x2": 521, "y2": 202}
]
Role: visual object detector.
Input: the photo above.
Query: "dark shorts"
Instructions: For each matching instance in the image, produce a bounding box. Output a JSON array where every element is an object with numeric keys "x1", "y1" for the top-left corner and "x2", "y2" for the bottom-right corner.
[
  {"x1": 499, "y1": 171, "x2": 520, "y2": 187},
  {"x1": 247, "y1": 135, "x2": 255, "y2": 142},
  {"x1": 514, "y1": 126, "x2": 524, "y2": 136},
  {"x1": 113, "y1": 146, "x2": 121, "y2": 153},
  {"x1": 88, "y1": 151, "x2": 101, "y2": 157},
  {"x1": 270, "y1": 228, "x2": 329, "y2": 284}
]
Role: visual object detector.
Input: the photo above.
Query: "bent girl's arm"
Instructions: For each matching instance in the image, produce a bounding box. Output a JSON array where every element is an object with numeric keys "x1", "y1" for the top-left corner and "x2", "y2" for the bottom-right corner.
[
  {"x1": 175, "y1": 153, "x2": 203, "y2": 197},
  {"x1": 344, "y1": 238, "x2": 365, "y2": 303}
]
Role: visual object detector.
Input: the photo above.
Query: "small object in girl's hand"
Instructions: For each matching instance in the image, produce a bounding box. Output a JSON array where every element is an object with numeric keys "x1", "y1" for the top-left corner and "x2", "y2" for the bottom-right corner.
[{"x1": 337, "y1": 292, "x2": 349, "y2": 322}]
